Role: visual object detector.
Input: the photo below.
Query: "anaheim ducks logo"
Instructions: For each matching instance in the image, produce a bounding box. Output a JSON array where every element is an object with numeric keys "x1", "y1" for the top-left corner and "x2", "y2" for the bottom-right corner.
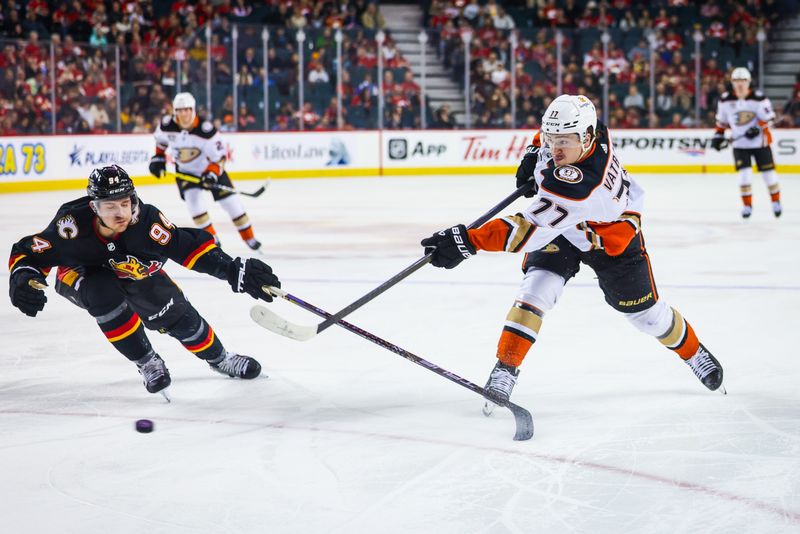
[
  {"x1": 734, "y1": 110, "x2": 756, "y2": 126},
  {"x1": 175, "y1": 147, "x2": 202, "y2": 163},
  {"x1": 541, "y1": 243, "x2": 560, "y2": 253},
  {"x1": 554, "y1": 165, "x2": 583, "y2": 183},
  {"x1": 108, "y1": 255, "x2": 163, "y2": 280},
  {"x1": 56, "y1": 215, "x2": 79, "y2": 239}
]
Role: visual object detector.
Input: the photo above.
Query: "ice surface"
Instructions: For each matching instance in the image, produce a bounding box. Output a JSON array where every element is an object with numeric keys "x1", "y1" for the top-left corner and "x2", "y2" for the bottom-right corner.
[{"x1": 1, "y1": 173, "x2": 799, "y2": 533}]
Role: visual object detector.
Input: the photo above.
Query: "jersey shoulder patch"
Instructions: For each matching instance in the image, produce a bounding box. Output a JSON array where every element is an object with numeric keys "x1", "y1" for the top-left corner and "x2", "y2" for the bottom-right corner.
[{"x1": 159, "y1": 116, "x2": 180, "y2": 132}]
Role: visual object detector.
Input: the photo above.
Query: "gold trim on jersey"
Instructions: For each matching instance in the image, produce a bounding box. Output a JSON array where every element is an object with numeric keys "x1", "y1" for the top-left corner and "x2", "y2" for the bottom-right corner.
[
  {"x1": 657, "y1": 308, "x2": 687, "y2": 349},
  {"x1": 501, "y1": 214, "x2": 536, "y2": 252}
]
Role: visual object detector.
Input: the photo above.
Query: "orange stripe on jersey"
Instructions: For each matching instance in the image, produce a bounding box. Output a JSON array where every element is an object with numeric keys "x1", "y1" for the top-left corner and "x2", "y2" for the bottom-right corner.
[
  {"x1": 204, "y1": 162, "x2": 222, "y2": 176},
  {"x1": 182, "y1": 239, "x2": 217, "y2": 269},
  {"x1": 469, "y1": 217, "x2": 536, "y2": 253},
  {"x1": 587, "y1": 220, "x2": 636, "y2": 256},
  {"x1": 531, "y1": 131, "x2": 542, "y2": 148},
  {"x1": 106, "y1": 315, "x2": 142, "y2": 342},
  {"x1": 184, "y1": 329, "x2": 215, "y2": 353},
  {"x1": 56, "y1": 267, "x2": 80, "y2": 287},
  {"x1": 8, "y1": 254, "x2": 26, "y2": 271}
]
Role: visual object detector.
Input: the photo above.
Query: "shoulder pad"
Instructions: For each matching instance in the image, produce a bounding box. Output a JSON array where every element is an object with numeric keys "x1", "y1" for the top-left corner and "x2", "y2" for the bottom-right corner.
[
  {"x1": 192, "y1": 121, "x2": 217, "y2": 139},
  {"x1": 159, "y1": 116, "x2": 180, "y2": 132},
  {"x1": 720, "y1": 91, "x2": 735, "y2": 102},
  {"x1": 540, "y1": 163, "x2": 603, "y2": 201},
  {"x1": 751, "y1": 89, "x2": 767, "y2": 101}
]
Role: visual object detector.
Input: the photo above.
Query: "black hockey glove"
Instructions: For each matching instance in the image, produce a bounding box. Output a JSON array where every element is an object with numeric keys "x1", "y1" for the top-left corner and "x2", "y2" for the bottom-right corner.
[
  {"x1": 710, "y1": 132, "x2": 726, "y2": 151},
  {"x1": 744, "y1": 126, "x2": 761, "y2": 139},
  {"x1": 9, "y1": 268, "x2": 48, "y2": 317},
  {"x1": 515, "y1": 145, "x2": 540, "y2": 198},
  {"x1": 149, "y1": 155, "x2": 166, "y2": 178},
  {"x1": 421, "y1": 224, "x2": 477, "y2": 269},
  {"x1": 201, "y1": 170, "x2": 219, "y2": 189},
  {"x1": 226, "y1": 257, "x2": 280, "y2": 301}
]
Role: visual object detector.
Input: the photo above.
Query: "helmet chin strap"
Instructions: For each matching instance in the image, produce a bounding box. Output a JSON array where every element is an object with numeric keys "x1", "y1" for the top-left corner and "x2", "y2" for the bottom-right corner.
[{"x1": 576, "y1": 133, "x2": 596, "y2": 162}]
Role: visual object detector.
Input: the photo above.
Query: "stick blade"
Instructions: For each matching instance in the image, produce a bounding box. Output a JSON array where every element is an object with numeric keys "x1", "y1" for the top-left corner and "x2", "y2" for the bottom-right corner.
[
  {"x1": 506, "y1": 402, "x2": 534, "y2": 441},
  {"x1": 250, "y1": 305, "x2": 317, "y2": 341}
]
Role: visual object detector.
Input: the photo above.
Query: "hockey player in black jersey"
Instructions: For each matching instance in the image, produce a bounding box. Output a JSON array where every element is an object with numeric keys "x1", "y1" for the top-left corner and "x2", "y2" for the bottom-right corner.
[{"x1": 8, "y1": 165, "x2": 280, "y2": 396}]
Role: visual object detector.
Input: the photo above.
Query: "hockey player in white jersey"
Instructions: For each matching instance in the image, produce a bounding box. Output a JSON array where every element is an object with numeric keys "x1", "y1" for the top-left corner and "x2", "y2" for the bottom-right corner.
[
  {"x1": 149, "y1": 92, "x2": 262, "y2": 250},
  {"x1": 712, "y1": 67, "x2": 782, "y2": 218},
  {"x1": 420, "y1": 95, "x2": 724, "y2": 413}
]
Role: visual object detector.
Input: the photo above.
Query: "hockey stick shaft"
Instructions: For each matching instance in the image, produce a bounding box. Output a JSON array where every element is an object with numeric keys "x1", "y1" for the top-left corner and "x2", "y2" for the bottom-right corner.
[
  {"x1": 314, "y1": 180, "x2": 538, "y2": 334},
  {"x1": 251, "y1": 295, "x2": 534, "y2": 441},
  {"x1": 168, "y1": 171, "x2": 269, "y2": 198}
]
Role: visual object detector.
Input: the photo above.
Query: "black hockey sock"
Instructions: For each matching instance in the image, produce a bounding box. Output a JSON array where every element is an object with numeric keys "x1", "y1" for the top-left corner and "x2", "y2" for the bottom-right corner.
[
  {"x1": 96, "y1": 302, "x2": 154, "y2": 361},
  {"x1": 164, "y1": 307, "x2": 225, "y2": 361}
]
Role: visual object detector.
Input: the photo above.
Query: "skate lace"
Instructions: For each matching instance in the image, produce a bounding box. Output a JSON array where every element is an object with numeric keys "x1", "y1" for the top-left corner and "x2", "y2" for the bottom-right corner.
[
  {"x1": 216, "y1": 353, "x2": 249, "y2": 376},
  {"x1": 487, "y1": 367, "x2": 517, "y2": 395},
  {"x1": 139, "y1": 356, "x2": 166, "y2": 384},
  {"x1": 686, "y1": 348, "x2": 716, "y2": 380}
]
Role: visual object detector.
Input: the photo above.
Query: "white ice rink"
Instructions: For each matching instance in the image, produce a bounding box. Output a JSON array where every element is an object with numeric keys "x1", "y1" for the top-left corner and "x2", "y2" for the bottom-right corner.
[{"x1": 1, "y1": 172, "x2": 799, "y2": 533}]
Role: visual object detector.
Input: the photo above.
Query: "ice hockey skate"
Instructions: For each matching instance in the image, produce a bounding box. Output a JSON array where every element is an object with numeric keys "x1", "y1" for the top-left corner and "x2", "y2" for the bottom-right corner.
[
  {"x1": 685, "y1": 344, "x2": 725, "y2": 393},
  {"x1": 246, "y1": 238, "x2": 262, "y2": 251},
  {"x1": 772, "y1": 201, "x2": 782, "y2": 218},
  {"x1": 482, "y1": 360, "x2": 520, "y2": 416},
  {"x1": 137, "y1": 353, "x2": 171, "y2": 397},
  {"x1": 209, "y1": 351, "x2": 262, "y2": 379},
  {"x1": 741, "y1": 205, "x2": 753, "y2": 218}
]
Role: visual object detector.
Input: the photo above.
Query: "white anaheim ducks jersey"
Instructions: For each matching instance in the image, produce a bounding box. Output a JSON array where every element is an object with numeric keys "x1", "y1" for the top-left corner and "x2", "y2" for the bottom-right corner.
[
  {"x1": 470, "y1": 122, "x2": 645, "y2": 258},
  {"x1": 153, "y1": 116, "x2": 226, "y2": 176},
  {"x1": 715, "y1": 90, "x2": 775, "y2": 149}
]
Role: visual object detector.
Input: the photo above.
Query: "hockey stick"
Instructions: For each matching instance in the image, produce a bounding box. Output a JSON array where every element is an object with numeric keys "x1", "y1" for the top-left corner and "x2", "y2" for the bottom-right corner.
[
  {"x1": 258, "y1": 180, "x2": 538, "y2": 342},
  {"x1": 167, "y1": 171, "x2": 270, "y2": 198},
  {"x1": 250, "y1": 292, "x2": 534, "y2": 441}
]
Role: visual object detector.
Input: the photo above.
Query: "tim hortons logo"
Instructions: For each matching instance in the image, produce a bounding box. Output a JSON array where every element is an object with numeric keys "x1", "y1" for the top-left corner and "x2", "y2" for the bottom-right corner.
[
  {"x1": 462, "y1": 135, "x2": 529, "y2": 161},
  {"x1": 108, "y1": 255, "x2": 163, "y2": 280}
]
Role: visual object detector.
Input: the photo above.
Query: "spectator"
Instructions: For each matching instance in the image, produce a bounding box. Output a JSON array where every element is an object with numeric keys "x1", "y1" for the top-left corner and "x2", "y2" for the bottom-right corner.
[
  {"x1": 237, "y1": 103, "x2": 256, "y2": 131},
  {"x1": 623, "y1": 85, "x2": 645, "y2": 111},
  {"x1": 361, "y1": 3, "x2": 385, "y2": 30},
  {"x1": 493, "y1": 8, "x2": 515, "y2": 30},
  {"x1": 308, "y1": 63, "x2": 330, "y2": 85},
  {"x1": 433, "y1": 104, "x2": 456, "y2": 129}
]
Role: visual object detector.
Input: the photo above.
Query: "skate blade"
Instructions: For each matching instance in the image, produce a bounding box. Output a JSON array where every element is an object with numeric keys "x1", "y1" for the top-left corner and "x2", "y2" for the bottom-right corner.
[
  {"x1": 717, "y1": 384, "x2": 727, "y2": 395},
  {"x1": 482, "y1": 400, "x2": 497, "y2": 417},
  {"x1": 159, "y1": 388, "x2": 171, "y2": 403}
]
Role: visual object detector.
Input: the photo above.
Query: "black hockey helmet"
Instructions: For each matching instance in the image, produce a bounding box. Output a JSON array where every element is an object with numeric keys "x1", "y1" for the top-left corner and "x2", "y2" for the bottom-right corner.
[{"x1": 87, "y1": 165, "x2": 139, "y2": 212}]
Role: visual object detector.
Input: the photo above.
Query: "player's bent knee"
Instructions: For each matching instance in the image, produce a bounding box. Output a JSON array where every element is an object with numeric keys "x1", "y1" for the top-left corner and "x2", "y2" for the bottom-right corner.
[
  {"x1": 625, "y1": 299, "x2": 672, "y2": 337},
  {"x1": 518, "y1": 269, "x2": 566, "y2": 313},
  {"x1": 161, "y1": 306, "x2": 203, "y2": 341}
]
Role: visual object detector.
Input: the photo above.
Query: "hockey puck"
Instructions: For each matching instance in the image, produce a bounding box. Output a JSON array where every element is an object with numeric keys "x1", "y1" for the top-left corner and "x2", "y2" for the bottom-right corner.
[{"x1": 135, "y1": 419, "x2": 154, "y2": 433}]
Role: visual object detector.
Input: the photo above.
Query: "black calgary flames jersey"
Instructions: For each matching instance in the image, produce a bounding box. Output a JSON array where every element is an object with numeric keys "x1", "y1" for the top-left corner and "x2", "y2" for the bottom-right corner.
[{"x1": 9, "y1": 197, "x2": 230, "y2": 281}]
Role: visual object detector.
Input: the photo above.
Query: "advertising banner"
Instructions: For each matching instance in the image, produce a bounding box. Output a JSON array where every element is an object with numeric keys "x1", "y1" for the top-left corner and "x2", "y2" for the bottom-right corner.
[{"x1": 1, "y1": 128, "x2": 797, "y2": 194}]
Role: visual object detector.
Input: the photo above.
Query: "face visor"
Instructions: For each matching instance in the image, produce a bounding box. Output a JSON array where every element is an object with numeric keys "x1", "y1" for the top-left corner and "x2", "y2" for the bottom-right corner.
[{"x1": 542, "y1": 132, "x2": 584, "y2": 150}]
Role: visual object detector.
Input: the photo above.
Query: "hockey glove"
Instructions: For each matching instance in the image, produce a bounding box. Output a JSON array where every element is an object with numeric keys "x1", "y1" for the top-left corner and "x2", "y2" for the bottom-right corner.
[
  {"x1": 515, "y1": 145, "x2": 540, "y2": 198},
  {"x1": 227, "y1": 257, "x2": 280, "y2": 301},
  {"x1": 200, "y1": 170, "x2": 219, "y2": 189},
  {"x1": 744, "y1": 126, "x2": 761, "y2": 139},
  {"x1": 710, "y1": 132, "x2": 726, "y2": 151},
  {"x1": 9, "y1": 268, "x2": 48, "y2": 317},
  {"x1": 149, "y1": 155, "x2": 166, "y2": 178},
  {"x1": 421, "y1": 224, "x2": 477, "y2": 269}
]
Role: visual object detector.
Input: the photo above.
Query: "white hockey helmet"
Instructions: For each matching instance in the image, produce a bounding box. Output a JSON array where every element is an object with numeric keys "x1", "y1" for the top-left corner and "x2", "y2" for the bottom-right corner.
[
  {"x1": 540, "y1": 94, "x2": 598, "y2": 151},
  {"x1": 731, "y1": 67, "x2": 751, "y2": 82},
  {"x1": 172, "y1": 92, "x2": 196, "y2": 120}
]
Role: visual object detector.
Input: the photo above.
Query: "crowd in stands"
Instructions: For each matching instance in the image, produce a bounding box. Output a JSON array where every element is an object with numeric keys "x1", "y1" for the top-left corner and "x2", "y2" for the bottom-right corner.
[
  {"x1": 427, "y1": 0, "x2": 796, "y2": 128},
  {"x1": 0, "y1": 0, "x2": 797, "y2": 135}
]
